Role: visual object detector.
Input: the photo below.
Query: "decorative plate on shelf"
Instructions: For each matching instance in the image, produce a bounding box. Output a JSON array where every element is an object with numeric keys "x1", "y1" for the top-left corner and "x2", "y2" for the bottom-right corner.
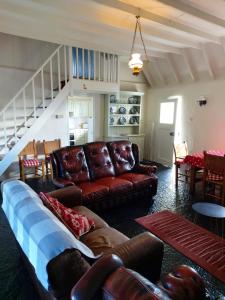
[
  {"x1": 129, "y1": 107, "x2": 137, "y2": 114},
  {"x1": 109, "y1": 116, "x2": 114, "y2": 125},
  {"x1": 128, "y1": 96, "x2": 138, "y2": 104},
  {"x1": 110, "y1": 95, "x2": 117, "y2": 103},
  {"x1": 118, "y1": 116, "x2": 126, "y2": 125},
  {"x1": 128, "y1": 96, "x2": 134, "y2": 104},
  {"x1": 118, "y1": 106, "x2": 126, "y2": 114},
  {"x1": 129, "y1": 116, "x2": 139, "y2": 124}
]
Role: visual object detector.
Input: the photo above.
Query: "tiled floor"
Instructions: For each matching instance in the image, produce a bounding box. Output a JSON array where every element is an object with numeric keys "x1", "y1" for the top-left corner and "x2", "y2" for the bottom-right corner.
[{"x1": 0, "y1": 164, "x2": 225, "y2": 299}]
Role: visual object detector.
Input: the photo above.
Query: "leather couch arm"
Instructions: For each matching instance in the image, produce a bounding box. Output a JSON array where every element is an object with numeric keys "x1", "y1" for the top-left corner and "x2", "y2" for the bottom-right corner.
[
  {"x1": 49, "y1": 185, "x2": 82, "y2": 207},
  {"x1": 52, "y1": 177, "x2": 75, "y2": 188},
  {"x1": 134, "y1": 164, "x2": 157, "y2": 175},
  {"x1": 71, "y1": 254, "x2": 123, "y2": 300},
  {"x1": 105, "y1": 232, "x2": 164, "y2": 283},
  {"x1": 160, "y1": 265, "x2": 206, "y2": 300}
]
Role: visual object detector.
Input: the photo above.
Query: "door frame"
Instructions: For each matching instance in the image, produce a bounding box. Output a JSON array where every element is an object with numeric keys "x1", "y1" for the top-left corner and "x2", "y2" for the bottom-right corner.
[
  {"x1": 67, "y1": 95, "x2": 94, "y2": 144},
  {"x1": 154, "y1": 97, "x2": 178, "y2": 166}
]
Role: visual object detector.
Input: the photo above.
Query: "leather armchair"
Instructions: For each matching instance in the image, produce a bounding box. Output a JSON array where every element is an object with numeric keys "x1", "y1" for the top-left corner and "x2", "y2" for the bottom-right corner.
[{"x1": 71, "y1": 254, "x2": 206, "y2": 300}]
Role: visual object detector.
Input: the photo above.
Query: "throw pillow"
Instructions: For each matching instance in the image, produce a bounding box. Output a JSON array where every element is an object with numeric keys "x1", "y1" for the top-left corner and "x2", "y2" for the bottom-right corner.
[{"x1": 39, "y1": 192, "x2": 95, "y2": 238}]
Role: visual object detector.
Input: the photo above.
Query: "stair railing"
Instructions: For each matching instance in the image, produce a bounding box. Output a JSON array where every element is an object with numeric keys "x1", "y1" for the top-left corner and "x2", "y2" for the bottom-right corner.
[{"x1": 0, "y1": 45, "x2": 68, "y2": 152}]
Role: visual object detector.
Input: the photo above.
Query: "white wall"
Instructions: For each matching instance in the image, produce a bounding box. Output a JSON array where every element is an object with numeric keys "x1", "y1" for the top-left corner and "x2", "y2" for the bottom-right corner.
[
  {"x1": 0, "y1": 32, "x2": 57, "y2": 108},
  {"x1": 146, "y1": 78, "x2": 225, "y2": 161}
]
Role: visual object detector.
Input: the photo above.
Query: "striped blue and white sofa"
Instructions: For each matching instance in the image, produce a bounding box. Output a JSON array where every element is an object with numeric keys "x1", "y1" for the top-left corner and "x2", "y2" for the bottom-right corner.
[{"x1": 1, "y1": 179, "x2": 163, "y2": 300}]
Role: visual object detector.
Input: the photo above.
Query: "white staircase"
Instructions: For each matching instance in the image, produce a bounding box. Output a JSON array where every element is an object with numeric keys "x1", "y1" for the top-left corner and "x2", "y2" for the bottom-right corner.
[{"x1": 0, "y1": 45, "x2": 69, "y2": 176}]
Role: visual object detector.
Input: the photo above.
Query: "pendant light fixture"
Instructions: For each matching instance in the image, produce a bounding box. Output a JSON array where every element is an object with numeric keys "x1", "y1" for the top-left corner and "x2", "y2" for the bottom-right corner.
[{"x1": 128, "y1": 16, "x2": 148, "y2": 76}]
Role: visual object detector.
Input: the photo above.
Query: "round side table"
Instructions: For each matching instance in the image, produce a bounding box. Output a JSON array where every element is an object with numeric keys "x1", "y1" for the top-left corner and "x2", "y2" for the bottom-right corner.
[{"x1": 192, "y1": 202, "x2": 225, "y2": 238}]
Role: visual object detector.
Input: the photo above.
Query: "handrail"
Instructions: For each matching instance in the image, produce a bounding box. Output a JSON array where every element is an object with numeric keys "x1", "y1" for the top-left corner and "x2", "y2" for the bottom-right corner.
[{"x1": 0, "y1": 45, "x2": 63, "y2": 115}]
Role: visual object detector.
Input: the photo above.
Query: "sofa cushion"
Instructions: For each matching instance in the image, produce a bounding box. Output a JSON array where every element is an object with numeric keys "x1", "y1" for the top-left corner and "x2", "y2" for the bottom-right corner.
[
  {"x1": 53, "y1": 146, "x2": 90, "y2": 183},
  {"x1": 40, "y1": 192, "x2": 95, "y2": 238},
  {"x1": 80, "y1": 227, "x2": 129, "y2": 255},
  {"x1": 95, "y1": 177, "x2": 133, "y2": 194},
  {"x1": 108, "y1": 140, "x2": 135, "y2": 175},
  {"x1": 74, "y1": 206, "x2": 109, "y2": 230},
  {"x1": 77, "y1": 182, "x2": 109, "y2": 202},
  {"x1": 84, "y1": 142, "x2": 115, "y2": 180},
  {"x1": 118, "y1": 173, "x2": 151, "y2": 190}
]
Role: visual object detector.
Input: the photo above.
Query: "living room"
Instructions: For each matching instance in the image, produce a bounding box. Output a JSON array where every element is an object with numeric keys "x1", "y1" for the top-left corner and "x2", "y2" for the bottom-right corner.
[{"x1": 1, "y1": 1, "x2": 225, "y2": 299}]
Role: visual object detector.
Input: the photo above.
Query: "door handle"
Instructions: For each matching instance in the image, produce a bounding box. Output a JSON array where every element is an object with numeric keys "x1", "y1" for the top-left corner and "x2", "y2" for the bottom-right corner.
[{"x1": 169, "y1": 132, "x2": 174, "y2": 136}]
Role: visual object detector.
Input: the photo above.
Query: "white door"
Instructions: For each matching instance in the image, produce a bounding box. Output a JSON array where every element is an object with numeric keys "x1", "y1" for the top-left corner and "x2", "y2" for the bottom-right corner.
[{"x1": 155, "y1": 99, "x2": 177, "y2": 166}]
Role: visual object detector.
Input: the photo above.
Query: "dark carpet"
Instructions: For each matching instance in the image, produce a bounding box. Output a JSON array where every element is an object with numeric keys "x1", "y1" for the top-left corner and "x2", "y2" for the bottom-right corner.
[{"x1": 0, "y1": 165, "x2": 225, "y2": 299}]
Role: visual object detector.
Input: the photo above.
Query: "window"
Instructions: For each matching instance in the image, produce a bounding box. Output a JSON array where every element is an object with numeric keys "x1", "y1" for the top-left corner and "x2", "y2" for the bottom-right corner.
[{"x1": 159, "y1": 102, "x2": 175, "y2": 124}]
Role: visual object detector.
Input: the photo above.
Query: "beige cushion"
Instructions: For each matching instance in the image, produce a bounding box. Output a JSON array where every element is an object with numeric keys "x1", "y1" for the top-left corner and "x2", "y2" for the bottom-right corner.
[{"x1": 80, "y1": 227, "x2": 129, "y2": 255}]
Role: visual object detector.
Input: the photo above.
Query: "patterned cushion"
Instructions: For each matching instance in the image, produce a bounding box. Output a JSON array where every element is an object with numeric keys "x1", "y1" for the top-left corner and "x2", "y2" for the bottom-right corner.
[
  {"x1": 23, "y1": 159, "x2": 40, "y2": 167},
  {"x1": 39, "y1": 192, "x2": 95, "y2": 238},
  {"x1": 207, "y1": 171, "x2": 223, "y2": 181}
]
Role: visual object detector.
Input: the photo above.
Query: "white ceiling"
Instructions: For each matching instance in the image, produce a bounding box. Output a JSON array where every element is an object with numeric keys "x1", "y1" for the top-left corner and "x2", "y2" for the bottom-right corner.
[{"x1": 1, "y1": 0, "x2": 225, "y2": 87}]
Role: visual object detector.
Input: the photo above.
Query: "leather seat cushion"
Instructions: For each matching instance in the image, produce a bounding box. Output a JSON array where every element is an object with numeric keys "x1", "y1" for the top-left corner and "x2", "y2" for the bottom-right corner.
[
  {"x1": 118, "y1": 173, "x2": 151, "y2": 190},
  {"x1": 74, "y1": 205, "x2": 109, "y2": 230},
  {"x1": 80, "y1": 227, "x2": 129, "y2": 255},
  {"x1": 77, "y1": 182, "x2": 109, "y2": 202},
  {"x1": 95, "y1": 177, "x2": 133, "y2": 194}
]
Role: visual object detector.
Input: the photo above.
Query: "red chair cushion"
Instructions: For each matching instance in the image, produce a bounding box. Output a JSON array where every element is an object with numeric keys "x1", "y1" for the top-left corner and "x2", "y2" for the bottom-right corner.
[
  {"x1": 207, "y1": 171, "x2": 223, "y2": 181},
  {"x1": 118, "y1": 173, "x2": 151, "y2": 190},
  {"x1": 77, "y1": 182, "x2": 109, "y2": 202},
  {"x1": 23, "y1": 159, "x2": 40, "y2": 167},
  {"x1": 95, "y1": 177, "x2": 133, "y2": 194},
  {"x1": 39, "y1": 192, "x2": 95, "y2": 238}
]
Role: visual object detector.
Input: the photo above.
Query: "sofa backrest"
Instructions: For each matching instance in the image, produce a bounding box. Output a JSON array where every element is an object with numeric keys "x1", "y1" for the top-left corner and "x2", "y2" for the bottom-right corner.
[
  {"x1": 84, "y1": 142, "x2": 115, "y2": 180},
  {"x1": 107, "y1": 140, "x2": 136, "y2": 175},
  {"x1": 1, "y1": 179, "x2": 98, "y2": 292},
  {"x1": 53, "y1": 146, "x2": 90, "y2": 183}
]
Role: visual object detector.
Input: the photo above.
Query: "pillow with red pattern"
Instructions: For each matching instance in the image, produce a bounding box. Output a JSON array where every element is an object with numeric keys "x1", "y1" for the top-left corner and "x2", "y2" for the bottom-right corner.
[{"x1": 39, "y1": 192, "x2": 95, "y2": 238}]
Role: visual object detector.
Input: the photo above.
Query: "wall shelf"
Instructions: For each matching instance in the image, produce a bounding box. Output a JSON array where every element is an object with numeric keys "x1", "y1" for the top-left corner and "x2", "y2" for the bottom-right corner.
[{"x1": 104, "y1": 91, "x2": 145, "y2": 160}]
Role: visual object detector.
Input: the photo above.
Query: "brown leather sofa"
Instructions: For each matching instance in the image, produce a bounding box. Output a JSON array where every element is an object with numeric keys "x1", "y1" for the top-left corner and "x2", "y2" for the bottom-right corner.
[
  {"x1": 45, "y1": 186, "x2": 164, "y2": 300},
  {"x1": 71, "y1": 254, "x2": 206, "y2": 300},
  {"x1": 51, "y1": 140, "x2": 158, "y2": 209}
]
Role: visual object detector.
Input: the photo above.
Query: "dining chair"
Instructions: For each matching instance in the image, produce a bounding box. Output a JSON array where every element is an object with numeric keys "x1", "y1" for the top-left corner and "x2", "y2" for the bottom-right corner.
[
  {"x1": 18, "y1": 140, "x2": 45, "y2": 182},
  {"x1": 173, "y1": 141, "x2": 189, "y2": 188},
  {"x1": 202, "y1": 151, "x2": 225, "y2": 205},
  {"x1": 43, "y1": 139, "x2": 61, "y2": 177}
]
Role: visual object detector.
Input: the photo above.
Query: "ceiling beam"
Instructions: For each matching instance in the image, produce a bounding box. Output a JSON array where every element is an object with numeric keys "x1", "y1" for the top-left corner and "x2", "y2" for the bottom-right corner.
[
  {"x1": 166, "y1": 54, "x2": 180, "y2": 83},
  {"x1": 142, "y1": 62, "x2": 154, "y2": 88},
  {"x1": 0, "y1": 5, "x2": 183, "y2": 56},
  {"x1": 157, "y1": 0, "x2": 225, "y2": 29},
  {"x1": 151, "y1": 59, "x2": 167, "y2": 86},
  {"x1": 200, "y1": 44, "x2": 215, "y2": 79},
  {"x1": 220, "y1": 37, "x2": 225, "y2": 56},
  {"x1": 181, "y1": 49, "x2": 196, "y2": 81},
  {"x1": 92, "y1": 0, "x2": 220, "y2": 44}
]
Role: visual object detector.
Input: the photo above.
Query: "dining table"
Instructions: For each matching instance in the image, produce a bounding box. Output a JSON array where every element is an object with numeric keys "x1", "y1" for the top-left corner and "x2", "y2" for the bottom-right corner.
[{"x1": 182, "y1": 150, "x2": 225, "y2": 194}]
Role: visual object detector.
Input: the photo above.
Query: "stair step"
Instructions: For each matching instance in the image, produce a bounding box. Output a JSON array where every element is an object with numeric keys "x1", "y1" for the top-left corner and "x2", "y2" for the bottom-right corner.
[
  {"x1": 37, "y1": 105, "x2": 48, "y2": 109},
  {"x1": 0, "y1": 134, "x2": 22, "y2": 140},
  {"x1": 45, "y1": 97, "x2": 55, "y2": 100}
]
